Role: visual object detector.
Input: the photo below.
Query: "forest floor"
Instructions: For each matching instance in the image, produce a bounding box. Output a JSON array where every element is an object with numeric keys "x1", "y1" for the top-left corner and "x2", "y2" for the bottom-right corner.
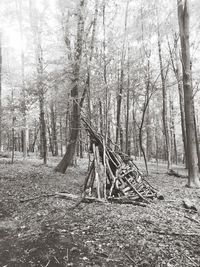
[{"x1": 0, "y1": 154, "x2": 200, "y2": 267}]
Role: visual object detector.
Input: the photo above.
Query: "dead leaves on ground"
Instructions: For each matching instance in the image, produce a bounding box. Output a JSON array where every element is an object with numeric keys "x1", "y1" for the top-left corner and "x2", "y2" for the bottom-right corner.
[{"x1": 0, "y1": 158, "x2": 200, "y2": 266}]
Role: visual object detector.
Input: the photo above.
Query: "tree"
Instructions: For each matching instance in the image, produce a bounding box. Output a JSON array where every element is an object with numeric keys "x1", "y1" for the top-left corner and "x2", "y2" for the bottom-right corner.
[
  {"x1": 168, "y1": 35, "x2": 188, "y2": 167},
  {"x1": 177, "y1": 0, "x2": 200, "y2": 187},
  {"x1": 157, "y1": 30, "x2": 171, "y2": 170},
  {"x1": 15, "y1": 0, "x2": 27, "y2": 158},
  {"x1": 29, "y1": 0, "x2": 47, "y2": 164},
  {"x1": 55, "y1": 0, "x2": 85, "y2": 173},
  {"x1": 116, "y1": 0, "x2": 129, "y2": 151},
  {"x1": 0, "y1": 33, "x2": 2, "y2": 151}
]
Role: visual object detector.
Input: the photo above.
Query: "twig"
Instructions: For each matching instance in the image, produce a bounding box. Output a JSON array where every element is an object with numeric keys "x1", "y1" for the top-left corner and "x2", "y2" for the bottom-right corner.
[
  {"x1": 185, "y1": 254, "x2": 199, "y2": 266},
  {"x1": 53, "y1": 256, "x2": 59, "y2": 263},
  {"x1": 67, "y1": 248, "x2": 69, "y2": 262},
  {"x1": 20, "y1": 194, "x2": 55, "y2": 203},
  {"x1": 184, "y1": 215, "x2": 200, "y2": 225},
  {"x1": 45, "y1": 260, "x2": 50, "y2": 267},
  {"x1": 108, "y1": 198, "x2": 147, "y2": 207},
  {"x1": 124, "y1": 253, "x2": 136, "y2": 264},
  {"x1": 124, "y1": 177, "x2": 150, "y2": 204}
]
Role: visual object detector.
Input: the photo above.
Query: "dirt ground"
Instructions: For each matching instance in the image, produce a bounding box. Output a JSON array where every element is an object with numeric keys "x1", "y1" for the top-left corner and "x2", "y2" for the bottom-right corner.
[{"x1": 0, "y1": 156, "x2": 200, "y2": 267}]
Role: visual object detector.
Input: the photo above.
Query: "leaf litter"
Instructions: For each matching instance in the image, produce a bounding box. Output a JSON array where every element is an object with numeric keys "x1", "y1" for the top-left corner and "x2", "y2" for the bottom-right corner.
[{"x1": 0, "y1": 158, "x2": 200, "y2": 266}]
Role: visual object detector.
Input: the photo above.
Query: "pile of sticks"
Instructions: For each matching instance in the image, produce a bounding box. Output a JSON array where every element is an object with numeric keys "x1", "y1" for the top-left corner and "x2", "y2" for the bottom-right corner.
[{"x1": 83, "y1": 119, "x2": 158, "y2": 205}]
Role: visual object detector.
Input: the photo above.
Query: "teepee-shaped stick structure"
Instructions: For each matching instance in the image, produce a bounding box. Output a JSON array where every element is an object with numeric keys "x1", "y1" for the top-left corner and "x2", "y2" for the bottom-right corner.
[{"x1": 82, "y1": 118, "x2": 158, "y2": 204}]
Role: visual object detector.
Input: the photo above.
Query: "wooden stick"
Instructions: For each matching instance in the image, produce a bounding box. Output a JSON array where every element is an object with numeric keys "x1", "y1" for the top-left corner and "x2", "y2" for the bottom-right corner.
[
  {"x1": 125, "y1": 253, "x2": 136, "y2": 264},
  {"x1": 103, "y1": 139, "x2": 107, "y2": 199},
  {"x1": 20, "y1": 194, "x2": 55, "y2": 203},
  {"x1": 109, "y1": 198, "x2": 147, "y2": 207},
  {"x1": 93, "y1": 144, "x2": 101, "y2": 199},
  {"x1": 124, "y1": 177, "x2": 150, "y2": 203},
  {"x1": 184, "y1": 215, "x2": 200, "y2": 225},
  {"x1": 84, "y1": 160, "x2": 94, "y2": 190}
]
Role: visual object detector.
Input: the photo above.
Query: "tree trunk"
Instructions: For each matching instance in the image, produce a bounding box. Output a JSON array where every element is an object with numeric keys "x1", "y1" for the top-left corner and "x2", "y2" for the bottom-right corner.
[
  {"x1": 145, "y1": 61, "x2": 152, "y2": 161},
  {"x1": 193, "y1": 109, "x2": 200, "y2": 172},
  {"x1": 125, "y1": 47, "x2": 130, "y2": 155},
  {"x1": 0, "y1": 33, "x2": 2, "y2": 151},
  {"x1": 55, "y1": 0, "x2": 85, "y2": 173},
  {"x1": 177, "y1": 0, "x2": 200, "y2": 187},
  {"x1": 168, "y1": 36, "x2": 188, "y2": 167},
  {"x1": 29, "y1": 0, "x2": 47, "y2": 164},
  {"x1": 50, "y1": 101, "x2": 58, "y2": 156},
  {"x1": 116, "y1": 0, "x2": 129, "y2": 150},
  {"x1": 59, "y1": 116, "x2": 63, "y2": 157},
  {"x1": 11, "y1": 89, "x2": 15, "y2": 164},
  {"x1": 39, "y1": 92, "x2": 47, "y2": 164},
  {"x1": 99, "y1": 99, "x2": 103, "y2": 134},
  {"x1": 79, "y1": 0, "x2": 98, "y2": 121},
  {"x1": 170, "y1": 98, "x2": 178, "y2": 164},
  {"x1": 16, "y1": 0, "x2": 27, "y2": 158},
  {"x1": 158, "y1": 37, "x2": 171, "y2": 170}
]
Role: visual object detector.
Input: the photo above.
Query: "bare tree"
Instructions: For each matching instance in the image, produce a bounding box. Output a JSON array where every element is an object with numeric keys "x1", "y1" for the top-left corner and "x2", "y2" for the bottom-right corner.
[
  {"x1": 55, "y1": 0, "x2": 85, "y2": 173},
  {"x1": 168, "y1": 35, "x2": 188, "y2": 167},
  {"x1": 177, "y1": 0, "x2": 200, "y2": 187},
  {"x1": 29, "y1": 0, "x2": 47, "y2": 164},
  {"x1": 116, "y1": 0, "x2": 129, "y2": 150},
  {"x1": 157, "y1": 34, "x2": 171, "y2": 170},
  {"x1": 15, "y1": 0, "x2": 27, "y2": 158}
]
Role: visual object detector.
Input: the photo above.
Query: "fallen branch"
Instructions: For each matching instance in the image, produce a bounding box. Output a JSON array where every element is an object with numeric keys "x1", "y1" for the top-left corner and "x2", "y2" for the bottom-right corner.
[
  {"x1": 184, "y1": 215, "x2": 200, "y2": 225},
  {"x1": 55, "y1": 192, "x2": 106, "y2": 204},
  {"x1": 125, "y1": 252, "x2": 136, "y2": 264},
  {"x1": 108, "y1": 197, "x2": 147, "y2": 207},
  {"x1": 124, "y1": 177, "x2": 150, "y2": 204},
  {"x1": 20, "y1": 193, "x2": 56, "y2": 203}
]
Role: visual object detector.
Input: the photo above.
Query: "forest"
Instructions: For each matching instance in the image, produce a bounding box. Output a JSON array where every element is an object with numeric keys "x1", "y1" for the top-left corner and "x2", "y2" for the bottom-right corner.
[{"x1": 0, "y1": 0, "x2": 200, "y2": 266}]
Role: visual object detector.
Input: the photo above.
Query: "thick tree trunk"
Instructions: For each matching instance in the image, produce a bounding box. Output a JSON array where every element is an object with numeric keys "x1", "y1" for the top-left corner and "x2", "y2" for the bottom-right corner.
[
  {"x1": 177, "y1": 0, "x2": 200, "y2": 187},
  {"x1": 55, "y1": 0, "x2": 85, "y2": 173}
]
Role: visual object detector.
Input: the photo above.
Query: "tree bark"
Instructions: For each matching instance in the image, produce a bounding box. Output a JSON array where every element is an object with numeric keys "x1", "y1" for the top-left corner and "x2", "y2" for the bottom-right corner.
[
  {"x1": 55, "y1": 0, "x2": 85, "y2": 173},
  {"x1": 16, "y1": 0, "x2": 27, "y2": 158},
  {"x1": 168, "y1": 36, "x2": 188, "y2": 167},
  {"x1": 158, "y1": 37, "x2": 171, "y2": 170},
  {"x1": 29, "y1": 0, "x2": 47, "y2": 164},
  {"x1": 177, "y1": 0, "x2": 200, "y2": 187},
  {"x1": 59, "y1": 116, "x2": 63, "y2": 157},
  {"x1": 50, "y1": 101, "x2": 58, "y2": 156},
  {"x1": 0, "y1": 33, "x2": 2, "y2": 151},
  {"x1": 116, "y1": 0, "x2": 129, "y2": 150},
  {"x1": 125, "y1": 48, "x2": 130, "y2": 155},
  {"x1": 170, "y1": 97, "x2": 178, "y2": 164}
]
